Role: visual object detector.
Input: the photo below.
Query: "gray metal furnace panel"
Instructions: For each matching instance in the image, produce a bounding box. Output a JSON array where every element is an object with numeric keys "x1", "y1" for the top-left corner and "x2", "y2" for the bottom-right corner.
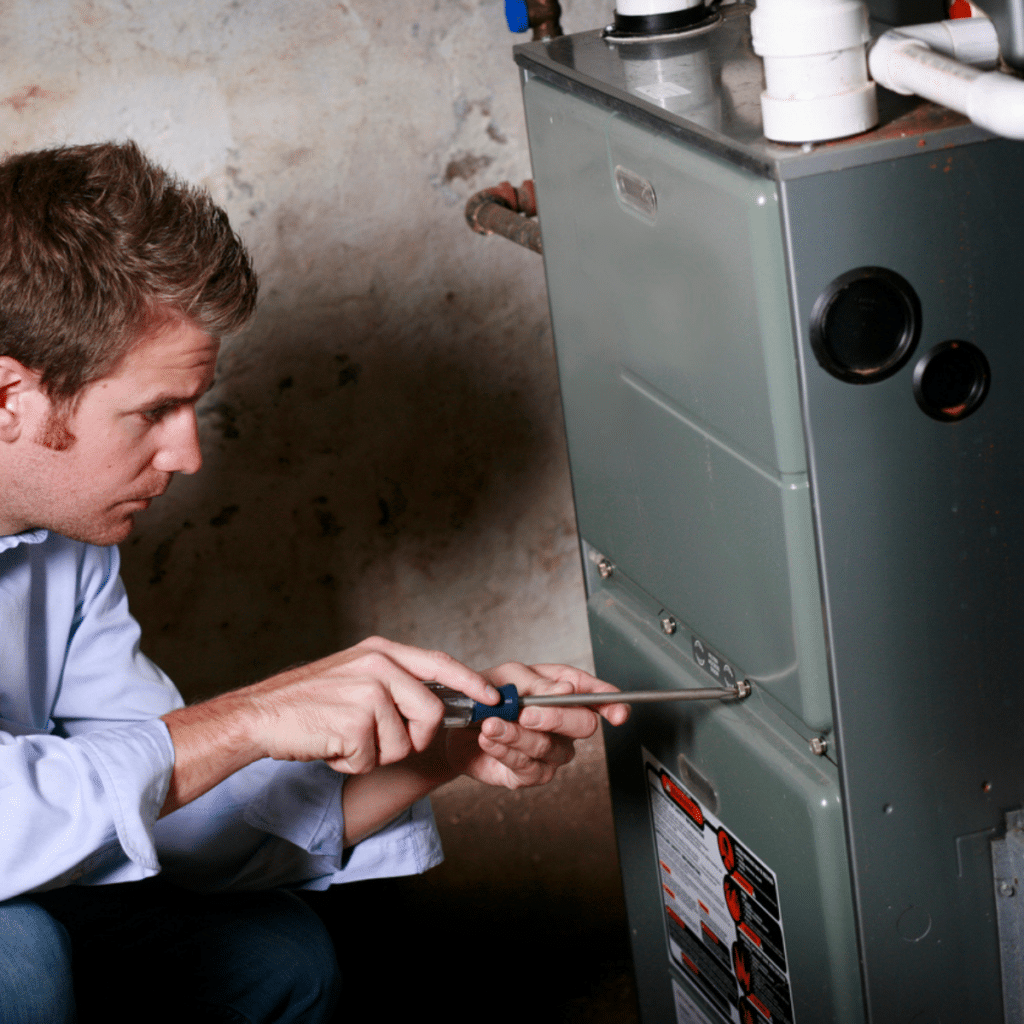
[
  {"x1": 528, "y1": 80, "x2": 804, "y2": 476},
  {"x1": 589, "y1": 576, "x2": 863, "y2": 1023},
  {"x1": 524, "y1": 75, "x2": 832, "y2": 732},
  {"x1": 783, "y1": 141, "x2": 1024, "y2": 1023}
]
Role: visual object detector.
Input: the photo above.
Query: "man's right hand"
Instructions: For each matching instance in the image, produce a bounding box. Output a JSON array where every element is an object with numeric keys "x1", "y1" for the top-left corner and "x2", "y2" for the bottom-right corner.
[
  {"x1": 159, "y1": 636, "x2": 500, "y2": 815},
  {"x1": 242, "y1": 637, "x2": 500, "y2": 773}
]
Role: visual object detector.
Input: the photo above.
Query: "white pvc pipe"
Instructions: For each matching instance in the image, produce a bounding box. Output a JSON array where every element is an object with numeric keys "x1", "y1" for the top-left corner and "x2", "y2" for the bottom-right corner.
[
  {"x1": 894, "y1": 18, "x2": 999, "y2": 68},
  {"x1": 751, "y1": 0, "x2": 878, "y2": 143},
  {"x1": 616, "y1": 0, "x2": 701, "y2": 14},
  {"x1": 869, "y1": 20, "x2": 1024, "y2": 141}
]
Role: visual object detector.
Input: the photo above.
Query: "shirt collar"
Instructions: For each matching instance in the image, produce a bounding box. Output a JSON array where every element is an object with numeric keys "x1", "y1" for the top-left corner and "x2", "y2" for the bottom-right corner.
[{"x1": 0, "y1": 529, "x2": 50, "y2": 554}]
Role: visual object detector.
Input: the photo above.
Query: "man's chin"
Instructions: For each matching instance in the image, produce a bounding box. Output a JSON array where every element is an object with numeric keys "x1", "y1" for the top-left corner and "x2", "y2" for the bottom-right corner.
[
  {"x1": 56, "y1": 513, "x2": 137, "y2": 547},
  {"x1": 100, "y1": 510, "x2": 139, "y2": 546}
]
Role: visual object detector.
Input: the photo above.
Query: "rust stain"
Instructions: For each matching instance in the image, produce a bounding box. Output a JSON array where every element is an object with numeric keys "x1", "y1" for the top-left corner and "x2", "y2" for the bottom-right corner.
[
  {"x1": 283, "y1": 147, "x2": 314, "y2": 168},
  {"x1": 444, "y1": 152, "x2": 493, "y2": 183},
  {"x1": 823, "y1": 100, "x2": 969, "y2": 149},
  {"x1": 2, "y1": 85, "x2": 52, "y2": 114}
]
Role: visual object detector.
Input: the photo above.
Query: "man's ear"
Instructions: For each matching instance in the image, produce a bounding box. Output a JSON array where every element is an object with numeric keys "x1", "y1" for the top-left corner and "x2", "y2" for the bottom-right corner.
[{"x1": 0, "y1": 356, "x2": 42, "y2": 443}]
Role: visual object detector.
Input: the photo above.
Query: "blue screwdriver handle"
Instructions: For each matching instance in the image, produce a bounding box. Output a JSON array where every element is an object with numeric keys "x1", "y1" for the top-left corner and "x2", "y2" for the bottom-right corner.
[
  {"x1": 471, "y1": 683, "x2": 520, "y2": 723},
  {"x1": 426, "y1": 682, "x2": 520, "y2": 728}
]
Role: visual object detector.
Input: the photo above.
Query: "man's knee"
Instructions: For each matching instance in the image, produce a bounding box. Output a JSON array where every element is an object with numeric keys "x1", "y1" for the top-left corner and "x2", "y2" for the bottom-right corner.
[
  {"x1": 170, "y1": 888, "x2": 341, "y2": 1024},
  {"x1": 0, "y1": 898, "x2": 75, "y2": 1024},
  {"x1": 245, "y1": 891, "x2": 342, "y2": 1022}
]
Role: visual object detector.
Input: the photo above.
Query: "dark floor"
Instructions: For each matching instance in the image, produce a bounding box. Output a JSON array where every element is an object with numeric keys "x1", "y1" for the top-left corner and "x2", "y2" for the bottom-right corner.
[{"x1": 303, "y1": 875, "x2": 640, "y2": 1024}]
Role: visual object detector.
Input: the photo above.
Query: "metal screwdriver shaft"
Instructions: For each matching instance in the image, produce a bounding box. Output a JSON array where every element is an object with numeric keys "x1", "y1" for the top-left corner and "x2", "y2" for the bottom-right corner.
[
  {"x1": 520, "y1": 684, "x2": 750, "y2": 707},
  {"x1": 427, "y1": 680, "x2": 750, "y2": 728}
]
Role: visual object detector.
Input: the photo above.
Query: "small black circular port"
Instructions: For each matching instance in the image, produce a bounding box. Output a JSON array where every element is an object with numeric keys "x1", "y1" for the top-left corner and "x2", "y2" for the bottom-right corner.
[
  {"x1": 810, "y1": 267, "x2": 921, "y2": 384},
  {"x1": 913, "y1": 341, "x2": 990, "y2": 422}
]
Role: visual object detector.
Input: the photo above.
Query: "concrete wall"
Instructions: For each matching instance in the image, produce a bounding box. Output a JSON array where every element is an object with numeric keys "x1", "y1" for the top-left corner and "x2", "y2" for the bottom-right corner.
[{"x1": 2, "y1": 0, "x2": 632, "y2": 1011}]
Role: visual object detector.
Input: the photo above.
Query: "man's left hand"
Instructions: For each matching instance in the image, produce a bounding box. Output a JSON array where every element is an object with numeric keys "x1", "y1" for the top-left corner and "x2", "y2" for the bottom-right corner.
[{"x1": 443, "y1": 662, "x2": 630, "y2": 789}]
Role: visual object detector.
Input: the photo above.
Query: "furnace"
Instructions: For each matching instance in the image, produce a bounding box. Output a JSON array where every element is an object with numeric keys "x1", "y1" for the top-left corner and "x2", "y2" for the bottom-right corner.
[{"x1": 513, "y1": 2, "x2": 1024, "y2": 1020}]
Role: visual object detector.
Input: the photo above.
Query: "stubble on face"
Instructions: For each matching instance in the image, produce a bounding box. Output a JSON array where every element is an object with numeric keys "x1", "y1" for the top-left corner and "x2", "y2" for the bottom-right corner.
[
  {"x1": 3, "y1": 318, "x2": 218, "y2": 544},
  {"x1": 34, "y1": 405, "x2": 77, "y2": 452}
]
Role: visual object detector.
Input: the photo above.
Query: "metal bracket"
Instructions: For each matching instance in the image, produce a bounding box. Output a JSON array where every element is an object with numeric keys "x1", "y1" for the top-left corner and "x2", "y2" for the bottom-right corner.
[{"x1": 991, "y1": 809, "x2": 1024, "y2": 1022}]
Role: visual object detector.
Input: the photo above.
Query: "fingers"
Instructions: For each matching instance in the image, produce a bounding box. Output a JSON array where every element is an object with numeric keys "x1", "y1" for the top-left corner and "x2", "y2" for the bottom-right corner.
[
  {"x1": 479, "y1": 717, "x2": 574, "y2": 760},
  {"x1": 366, "y1": 683, "x2": 421, "y2": 766},
  {"x1": 528, "y1": 664, "x2": 630, "y2": 726},
  {"x1": 354, "y1": 637, "x2": 500, "y2": 705},
  {"x1": 317, "y1": 639, "x2": 501, "y2": 755},
  {"x1": 527, "y1": 663, "x2": 621, "y2": 697},
  {"x1": 339, "y1": 652, "x2": 447, "y2": 754},
  {"x1": 477, "y1": 717, "x2": 577, "y2": 786}
]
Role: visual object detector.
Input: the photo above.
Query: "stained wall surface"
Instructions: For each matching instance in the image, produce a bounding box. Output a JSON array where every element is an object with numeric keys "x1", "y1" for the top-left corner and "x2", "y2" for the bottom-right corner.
[{"x1": 0, "y1": 0, "x2": 633, "y2": 1016}]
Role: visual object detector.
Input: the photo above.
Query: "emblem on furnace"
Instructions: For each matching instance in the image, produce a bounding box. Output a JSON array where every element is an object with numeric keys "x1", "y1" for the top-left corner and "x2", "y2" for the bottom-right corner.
[{"x1": 692, "y1": 636, "x2": 737, "y2": 690}]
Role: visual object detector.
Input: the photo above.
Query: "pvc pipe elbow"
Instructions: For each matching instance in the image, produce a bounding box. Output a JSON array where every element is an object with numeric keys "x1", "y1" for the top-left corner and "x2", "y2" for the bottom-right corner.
[
  {"x1": 966, "y1": 71, "x2": 1024, "y2": 139},
  {"x1": 896, "y1": 18, "x2": 1000, "y2": 69},
  {"x1": 870, "y1": 22, "x2": 1024, "y2": 142},
  {"x1": 869, "y1": 31, "x2": 982, "y2": 120}
]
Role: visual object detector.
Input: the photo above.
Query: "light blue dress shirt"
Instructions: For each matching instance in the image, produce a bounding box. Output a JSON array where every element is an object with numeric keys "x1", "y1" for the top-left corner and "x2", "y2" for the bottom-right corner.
[{"x1": 0, "y1": 529, "x2": 443, "y2": 902}]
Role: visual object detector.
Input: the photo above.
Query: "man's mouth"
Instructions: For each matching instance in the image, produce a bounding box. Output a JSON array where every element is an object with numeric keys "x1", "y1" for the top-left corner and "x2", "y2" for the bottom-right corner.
[
  {"x1": 115, "y1": 480, "x2": 170, "y2": 511},
  {"x1": 121, "y1": 493, "x2": 161, "y2": 508}
]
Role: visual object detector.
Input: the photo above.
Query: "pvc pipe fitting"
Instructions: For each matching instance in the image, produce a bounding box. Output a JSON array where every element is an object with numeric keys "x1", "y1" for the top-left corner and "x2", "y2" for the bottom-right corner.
[
  {"x1": 869, "y1": 20, "x2": 1024, "y2": 140},
  {"x1": 895, "y1": 17, "x2": 1000, "y2": 68},
  {"x1": 751, "y1": 0, "x2": 878, "y2": 143},
  {"x1": 616, "y1": 0, "x2": 701, "y2": 13}
]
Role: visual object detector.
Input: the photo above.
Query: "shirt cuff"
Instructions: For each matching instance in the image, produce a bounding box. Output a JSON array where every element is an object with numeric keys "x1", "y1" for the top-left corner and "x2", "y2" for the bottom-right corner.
[
  {"x1": 242, "y1": 759, "x2": 345, "y2": 853},
  {"x1": 300, "y1": 797, "x2": 445, "y2": 888},
  {"x1": 242, "y1": 761, "x2": 443, "y2": 882},
  {"x1": 70, "y1": 718, "x2": 175, "y2": 873}
]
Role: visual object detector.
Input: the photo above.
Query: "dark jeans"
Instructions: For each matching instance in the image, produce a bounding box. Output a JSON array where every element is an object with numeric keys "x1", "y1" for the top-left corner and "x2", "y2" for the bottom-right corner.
[{"x1": 0, "y1": 878, "x2": 341, "y2": 1024}]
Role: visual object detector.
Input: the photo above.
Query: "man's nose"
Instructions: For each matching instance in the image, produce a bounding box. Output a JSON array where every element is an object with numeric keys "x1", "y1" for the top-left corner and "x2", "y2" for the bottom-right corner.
[{"x1": 151, "y1": 407, "x2": 203, "y2": 475}]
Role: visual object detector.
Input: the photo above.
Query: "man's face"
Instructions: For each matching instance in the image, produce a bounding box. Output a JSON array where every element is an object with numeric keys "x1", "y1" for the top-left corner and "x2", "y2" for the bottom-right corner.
[{"x1": 10, "y1": 319, "x2": 220, "y2": 545}]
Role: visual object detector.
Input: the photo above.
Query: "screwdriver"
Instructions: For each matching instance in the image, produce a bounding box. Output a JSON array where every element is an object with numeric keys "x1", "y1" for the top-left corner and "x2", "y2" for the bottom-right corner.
[{"x1": 427, "y1": 679, "x2": 751, "y2": 728}]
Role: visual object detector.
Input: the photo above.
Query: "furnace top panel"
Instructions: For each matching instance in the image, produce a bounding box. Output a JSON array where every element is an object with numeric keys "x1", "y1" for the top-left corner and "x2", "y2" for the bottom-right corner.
[{"x1": 513, "y1": 3, "x2": 990, "y2": 181}]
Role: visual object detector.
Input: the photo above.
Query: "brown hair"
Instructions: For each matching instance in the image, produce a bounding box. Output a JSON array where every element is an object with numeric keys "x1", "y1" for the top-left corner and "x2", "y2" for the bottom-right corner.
[{"x1": 0, "y1": 140, "x2": 257, "y2": 406}]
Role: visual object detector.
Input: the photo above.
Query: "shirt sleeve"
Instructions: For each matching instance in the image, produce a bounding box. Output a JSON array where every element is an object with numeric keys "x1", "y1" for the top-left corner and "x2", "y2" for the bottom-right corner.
[
  {"x1": 154, "y1": 758, "x2": 444, "y2": 892},
  {"x1": 54, "y1": 544, "x2": 185, "y2": 729},
  {"x1": 0, "y1": 539, "x2": 181, "y2": 901},
  {"x1": 2, "y1": 537, "x2": 443, "y2": 897},
  {"x1": 0, "y1": 719, "x2": 175, "y2": 901}
]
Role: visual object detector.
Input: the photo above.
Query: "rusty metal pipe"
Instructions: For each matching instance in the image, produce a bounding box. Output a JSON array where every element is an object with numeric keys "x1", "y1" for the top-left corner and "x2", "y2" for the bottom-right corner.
[
  {"x1": 526, "y1": 0, "x2": 563, "y2": 40},
  {"x1": 464, "y1": 179, "x2": 542, "y2": 255}
]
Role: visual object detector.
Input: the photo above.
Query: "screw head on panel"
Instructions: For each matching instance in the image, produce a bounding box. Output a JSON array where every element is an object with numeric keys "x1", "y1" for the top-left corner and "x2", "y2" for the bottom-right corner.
[
  {"x1": 810, "y1": 736, "x2": 828, "y2": 756},
  {"x1": 660, "y1": 615, "x2": 677, "y2": 635},
  {"x1": 597, "y1": 558, "x2": 613, "y2": 579},
  {"x1": 1000, "y1": 881, "x2": 1017, "y2": 898}
]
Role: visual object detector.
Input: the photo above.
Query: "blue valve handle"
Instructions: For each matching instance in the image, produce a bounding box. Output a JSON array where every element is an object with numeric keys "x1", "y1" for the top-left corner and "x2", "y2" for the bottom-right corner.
[{"x1": 505, "y1": 0, "x2": 530, "y2": 33}]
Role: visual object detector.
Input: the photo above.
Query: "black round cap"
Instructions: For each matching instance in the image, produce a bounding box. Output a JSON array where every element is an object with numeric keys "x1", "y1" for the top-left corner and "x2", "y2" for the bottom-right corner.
[
  {"x1": 810, "y1": 267, "x2": 921, "y2": 384},
  {"x1": 913, "y1": 341, "x2": 990, "y2": 422}
]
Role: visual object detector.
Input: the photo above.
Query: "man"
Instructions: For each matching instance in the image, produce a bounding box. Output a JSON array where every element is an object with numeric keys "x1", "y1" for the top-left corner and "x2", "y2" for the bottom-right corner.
[{"x1": 0, "y1": 142, "x2": 626, "y2": 1024}]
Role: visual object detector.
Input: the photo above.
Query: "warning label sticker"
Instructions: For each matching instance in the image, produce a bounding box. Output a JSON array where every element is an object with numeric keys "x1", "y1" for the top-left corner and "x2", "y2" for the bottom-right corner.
[
  {"x1": 644, "y1": 749, "x2": 796, "y2": 1024},
  {"x1": 674, "y1": 978, "x2": 718, "y2": 1024}
]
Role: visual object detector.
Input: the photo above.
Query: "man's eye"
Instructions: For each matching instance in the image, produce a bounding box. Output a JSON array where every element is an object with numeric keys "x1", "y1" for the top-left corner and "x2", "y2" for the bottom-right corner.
[{"x1": 142, "y1": 405, "x2": 173, "y2": 423}]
